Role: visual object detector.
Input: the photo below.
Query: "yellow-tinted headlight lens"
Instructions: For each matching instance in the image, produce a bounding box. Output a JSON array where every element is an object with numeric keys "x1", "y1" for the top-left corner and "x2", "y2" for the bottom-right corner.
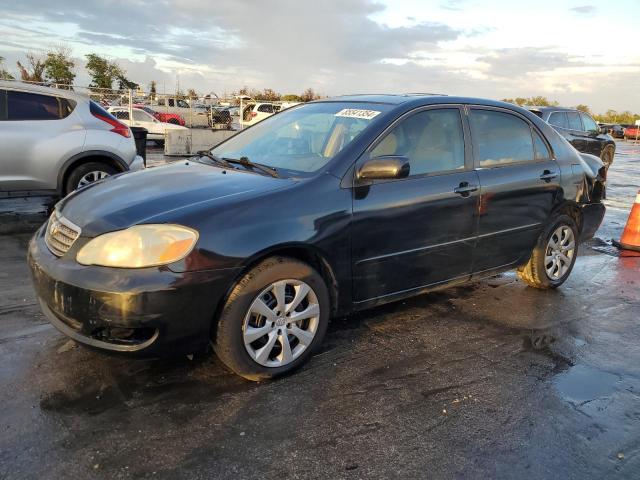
[{"x1": 76, "y1": 224, "x2": 198, "y2": 268}]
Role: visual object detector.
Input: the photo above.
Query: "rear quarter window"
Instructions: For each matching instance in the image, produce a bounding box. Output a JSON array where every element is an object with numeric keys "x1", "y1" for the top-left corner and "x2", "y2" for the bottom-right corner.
[{"x1": 6, "y1": 91, "x2": 75, "y2": 121}]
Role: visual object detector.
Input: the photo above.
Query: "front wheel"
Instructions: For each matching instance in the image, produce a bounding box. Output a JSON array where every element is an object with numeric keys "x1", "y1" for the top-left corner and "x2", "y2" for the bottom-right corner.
[
  {"x1": 213, "y1": 257, "x2": 330, "y2": 381},
  {"x1": 517, "y1": 214, "x2": 579, "y2": 289},
  {"x1": 600, "y1": 144, "x2": 615, "y2": 172}
]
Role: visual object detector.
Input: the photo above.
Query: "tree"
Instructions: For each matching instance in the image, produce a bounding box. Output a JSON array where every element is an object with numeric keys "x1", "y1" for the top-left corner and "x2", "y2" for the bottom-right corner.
[
  {"x1": 501, "y1": 96, "x2": 559, "y2": 107},
  {"x1": 575, "y1": 104, "x2": 591, "y2": 114},
  {"x1": 16, "y1": 53, "x2": 46, "y2": 83},
  {"x1": 149, "y1": 80, "x2": 157, "y2": 99},
  {"x1": 44, "y1": 47, "x2": 75, "y2": 88},
  {"x1": 282, "y1": 94, "x2": 302, "y2": 102},
  {"x1": 0, "y1": 56, "x2": 14, "y2": 80},
  {"x1": 117, "y1": 75, "x2": 138, "y2": 91},
  {"x1": 186, "y1": 88, "x2": 198, "y2": 100},
  {"x1": 300, "y1": 88, "x2": 318, "y2": 102},
  {"x1": 85, "y1": 54, "x2": 124, "y2": 90}
]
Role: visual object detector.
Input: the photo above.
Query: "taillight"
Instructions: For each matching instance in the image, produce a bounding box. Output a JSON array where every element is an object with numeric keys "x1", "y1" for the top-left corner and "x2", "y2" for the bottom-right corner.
[
  {"x1": 92, "y1": 112, "x2": 131, "y2": 138},
  {"x1": 251, "y1": 111, "x2": 257, "y2": 117}
]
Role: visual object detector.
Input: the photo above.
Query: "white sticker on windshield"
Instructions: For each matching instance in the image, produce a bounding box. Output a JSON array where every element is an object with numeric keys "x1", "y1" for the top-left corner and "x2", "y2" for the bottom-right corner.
[{"x1": 334, "y1": 108, "x2": 381, "y2": 120}]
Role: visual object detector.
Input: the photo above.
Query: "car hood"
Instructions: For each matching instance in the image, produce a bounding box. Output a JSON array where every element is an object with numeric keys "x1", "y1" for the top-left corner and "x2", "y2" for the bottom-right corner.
[{"x1": 57, "y1": 161, "x2": 293, "y2": 237}]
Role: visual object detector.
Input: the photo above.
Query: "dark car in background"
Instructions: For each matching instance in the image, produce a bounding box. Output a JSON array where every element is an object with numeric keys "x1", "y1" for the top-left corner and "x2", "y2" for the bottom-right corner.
[
  {"x1": 29, "y1": 95, "x2": 606, "y2": 381},
  {"x1": 604, "y1": 124, "x2": 625, "y2": 139},
  {"x1": 528, "y1": 106, "x2": 615, "y2": 173}
]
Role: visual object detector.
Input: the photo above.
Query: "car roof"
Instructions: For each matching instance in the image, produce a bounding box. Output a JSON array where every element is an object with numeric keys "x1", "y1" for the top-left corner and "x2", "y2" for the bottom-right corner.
[
  {"x1": 526, "y1": 106, "x2": 582, "y2": 114},
  {"x1": 316, "y1": 94, "x2": 526, "y2": 110},
  {"x1": 0, "y1": 80, "x2": 89, "y2": 102}
]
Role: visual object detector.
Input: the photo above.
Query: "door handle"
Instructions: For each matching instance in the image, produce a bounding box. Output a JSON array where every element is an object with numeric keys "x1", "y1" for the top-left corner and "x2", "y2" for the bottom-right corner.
[
  {"x1": 454, "y1": 182, "x2": 478, "y2": 197},
  {"x1": 539, "y1": 170, "x2": 558, "y2": 182}
]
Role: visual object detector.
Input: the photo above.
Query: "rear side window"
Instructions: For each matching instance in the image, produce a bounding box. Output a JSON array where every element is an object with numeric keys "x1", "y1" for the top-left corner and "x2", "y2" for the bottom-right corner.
[
  {"x1": 258, "y1": 104, "x2": 273, "y2": 113},
  {"x1": 566, "y1": 112, "x2": 583, "y2": 131},
  {"x1": 7, "y1": 91, "x2": 75, "y2": 121},
  {"x1": 110, "y1": 110, "x2": 130, "y2": 120},
  {"x1": 469, "y1": 110, "x2": 534, "y2": 167},
  {"x1": 548, "y1": 112, "x2": 568, "y2": 129}
]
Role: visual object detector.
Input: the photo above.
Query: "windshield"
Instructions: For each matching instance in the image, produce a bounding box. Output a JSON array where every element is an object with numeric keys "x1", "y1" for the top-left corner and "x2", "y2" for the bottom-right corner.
[{"x1": 211, "y1": 102, "x2": 391, "y2": 175}]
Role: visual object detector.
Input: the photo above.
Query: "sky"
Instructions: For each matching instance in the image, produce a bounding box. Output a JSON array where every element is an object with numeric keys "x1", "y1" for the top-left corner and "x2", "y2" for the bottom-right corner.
[{"x1": 0, "y1": 0, "x2": 639, "y2": 113}]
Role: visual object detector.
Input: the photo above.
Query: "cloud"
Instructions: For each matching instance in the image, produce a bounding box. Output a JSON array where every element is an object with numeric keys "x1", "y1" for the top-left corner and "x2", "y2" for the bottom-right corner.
[
  {"x1": 569, "y1": 5, "x2": 597, "y2": 14},
  {"x1": 477, "y1": 48, "x2": 578, "y2": 77}
]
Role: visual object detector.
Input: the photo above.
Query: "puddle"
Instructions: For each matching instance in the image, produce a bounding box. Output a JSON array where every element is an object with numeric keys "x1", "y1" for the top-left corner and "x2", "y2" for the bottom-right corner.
[{"x1": 554, "y1": 364, "x2": 620, "y2": 404}]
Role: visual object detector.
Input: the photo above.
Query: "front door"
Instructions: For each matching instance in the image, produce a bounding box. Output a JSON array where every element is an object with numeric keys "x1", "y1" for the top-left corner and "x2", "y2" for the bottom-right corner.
[
  {"x1": 351, "y1": 107, "x2": 479, "y2": 303},
  {"x1": 468, "y1": 107, "x2": 562, "y2": 272}
]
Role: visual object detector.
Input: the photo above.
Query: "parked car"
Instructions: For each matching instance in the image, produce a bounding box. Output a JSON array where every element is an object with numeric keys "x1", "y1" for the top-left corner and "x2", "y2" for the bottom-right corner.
[
  {"x1": 527, "y1": 107, "x2": 615, "y2": 173},
  {"x1": 151, "y1": 97, "x2": 209, "y2": 127},
  {"x1": 107, "y1": 107, "x2": 188, "y2": 144},
  {"x1": 624, "y1": 125, "x2": 640, "y2": 140},
  {"x1": 607, "y1": 124, "x2": 626, "y2": 139},
  {"x1": 29, "y1": 95, "x2": 605, "y2": 381},
  {"x1": 241, "y1": 102, "x2": 281, "y2": 126},
  {"x1": 223, "y1": 106, "x2": 240, "y2": 116},
  {"x1": 132, "y1": 104, "x2": 185, "y2": 126},
  {"x1": 0, "y1": 81, "x2": 144, "y2": 196}
]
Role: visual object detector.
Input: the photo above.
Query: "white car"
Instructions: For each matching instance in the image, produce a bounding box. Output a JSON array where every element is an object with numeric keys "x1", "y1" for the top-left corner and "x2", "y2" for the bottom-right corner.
[
  {"x1": 107, "y1": 107, "x2": 188, "y2": 143},
  {"x1": 0, "y1": 80, "x2": 144, "y2": 196},
  {"x1": 241, "y1": 102, "x2": 282, "y2": 126}
]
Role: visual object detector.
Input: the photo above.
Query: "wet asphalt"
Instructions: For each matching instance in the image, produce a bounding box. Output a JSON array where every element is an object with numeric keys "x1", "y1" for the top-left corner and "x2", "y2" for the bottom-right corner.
[{"x1": 1, "y1": 141, "x2": 639, "y2": 479}]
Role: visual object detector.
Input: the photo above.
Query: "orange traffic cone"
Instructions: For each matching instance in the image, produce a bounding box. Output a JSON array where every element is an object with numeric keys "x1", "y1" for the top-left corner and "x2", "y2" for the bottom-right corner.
[{"x1": 613, "y1": 191, "x2": 640, "y2": 255}]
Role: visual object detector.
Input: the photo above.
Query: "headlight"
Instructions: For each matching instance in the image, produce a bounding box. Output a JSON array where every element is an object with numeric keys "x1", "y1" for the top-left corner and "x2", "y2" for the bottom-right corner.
[{"x1": 77, "y1": 224, "x2": 198, "y2": 268}]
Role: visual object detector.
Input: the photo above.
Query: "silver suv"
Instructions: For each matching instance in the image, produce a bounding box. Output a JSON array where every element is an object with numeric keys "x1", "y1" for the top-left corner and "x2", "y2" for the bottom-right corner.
[{"x1": 0, "y1": 81, "x2": 144, "y2": 197}]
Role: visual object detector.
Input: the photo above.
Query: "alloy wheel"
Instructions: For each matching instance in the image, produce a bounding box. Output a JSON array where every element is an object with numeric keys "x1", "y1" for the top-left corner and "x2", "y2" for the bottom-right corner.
[
  {"x1": 545, "y1": 226, "x2": 575, "y2": 280},
  {"x1": 77, "y1": 170, "x2": 111, "y2": 188},
  {"x1": 242, "y1": 279, "x2": 320, "y2": 368}
]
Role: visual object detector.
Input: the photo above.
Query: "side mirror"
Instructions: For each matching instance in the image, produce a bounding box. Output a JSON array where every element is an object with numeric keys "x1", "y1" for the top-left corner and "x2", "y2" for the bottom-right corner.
[
  {"x1": 357, "y1": 156, "x2": 410, "y2": 181},
  {"x1": 599, "y1": 126, "x2": 608, "y2": 135}
]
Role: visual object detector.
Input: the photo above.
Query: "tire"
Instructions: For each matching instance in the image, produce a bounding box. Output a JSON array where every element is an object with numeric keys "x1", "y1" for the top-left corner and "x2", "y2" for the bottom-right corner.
[
  {"x1": 213, "y1": 256, "x2": 330, "y2": 381},
  {"x1": 600, "y1": 144, "x2": 615, "y2": 172},
  {"x1": 64, "y1": 162, "x2": 117, "y2": 195},
  {"x1": 517, "y1": 214, "x2": 579, "y2": 289},
  {"x1": 167, "y1": 119, "x2": 179, "y2": 125}
]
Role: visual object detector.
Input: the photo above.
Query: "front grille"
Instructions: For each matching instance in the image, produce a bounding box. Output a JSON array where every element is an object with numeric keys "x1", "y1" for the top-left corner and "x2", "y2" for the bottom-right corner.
[{"x1": 45, "y1": 211, "x2": 81, "y2": 257}]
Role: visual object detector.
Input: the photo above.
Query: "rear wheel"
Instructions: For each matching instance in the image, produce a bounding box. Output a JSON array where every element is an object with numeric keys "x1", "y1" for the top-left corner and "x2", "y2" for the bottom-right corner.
[
  {"x1": 167, "y1": 118, "x2": 179, "y2": 125},
  {"x1": 64, "y1": 162, "x2": 117, "y2": 195},
  {"x1": 213, "y1": 257, "x2": 330, "y2": 381},
  {"x1": 517, "y1": 214, "x2": 579, "y2": 289}
]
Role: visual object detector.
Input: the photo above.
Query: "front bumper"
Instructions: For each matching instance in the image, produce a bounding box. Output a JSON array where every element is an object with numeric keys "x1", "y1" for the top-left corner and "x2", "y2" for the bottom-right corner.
[
  {"x1": 28, "y1": 226, "x2": 240, "y2": 357},
  {"x1": 580, "y1": 202, "x2": 606, "y2": 242}
]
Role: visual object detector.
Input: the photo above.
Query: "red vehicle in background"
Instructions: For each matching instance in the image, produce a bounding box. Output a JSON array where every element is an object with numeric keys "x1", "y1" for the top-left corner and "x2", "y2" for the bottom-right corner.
[
  {"x1": 624, "y1": 125, "x2": 640, "y2": 140},
  {"x1": 132, "y1": 104, "x2": 186, "y2": 126}
]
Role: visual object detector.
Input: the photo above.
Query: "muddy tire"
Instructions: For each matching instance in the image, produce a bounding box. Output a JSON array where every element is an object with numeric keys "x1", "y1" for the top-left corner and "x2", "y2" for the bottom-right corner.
[
  {"x1": 64, "y1": 162, "x2": 117, "y2": 195},
  {"x1": 517, "y1": 214, "x2": 579, "y2": 289},
  {"x1": 600, "y1": 144, "x2": 615, "y2": 173},
  {"x1": 213, "y1": 256, "x2": 330, "y2": 381}
]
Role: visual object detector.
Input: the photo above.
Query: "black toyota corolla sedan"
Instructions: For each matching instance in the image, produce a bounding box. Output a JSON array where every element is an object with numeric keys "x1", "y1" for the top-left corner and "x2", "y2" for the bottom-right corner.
[{"x1": 29, "y1": 95, "x2": 606, "y2": 380}]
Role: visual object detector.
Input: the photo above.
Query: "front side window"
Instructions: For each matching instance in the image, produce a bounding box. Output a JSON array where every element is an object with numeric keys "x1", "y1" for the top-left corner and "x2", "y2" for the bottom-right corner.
[
  {"x1": 580, "y1": 112, "x2": 598, "y2": 133},
  {"x1": 566, "y1": 112, "x2": 583, "y2": 131},
  {"x1": 370, "y1": 108, "x2": 465, "y2": 176},
  {"x1": 469, "y1": 109, "x2": 534, "y2": 167},
  {"x1": 211, "y1": 102, "x2": 392, "y2": 175},
  {"x1": 7, "y1": 91, "x2": 75, "y2": 121},
  {"x1": 132, "y1": 109, "x2": 151, "y2": 122}
]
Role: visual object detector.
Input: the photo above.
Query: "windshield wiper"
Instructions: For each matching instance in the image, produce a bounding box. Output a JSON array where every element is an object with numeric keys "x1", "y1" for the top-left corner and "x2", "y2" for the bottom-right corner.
[
  {"x1": 222, "y1": 156, "x2": 279, "y2": 178},
  {"x1": 194, "y1": 150, "x2": 233, "y2": 169}
]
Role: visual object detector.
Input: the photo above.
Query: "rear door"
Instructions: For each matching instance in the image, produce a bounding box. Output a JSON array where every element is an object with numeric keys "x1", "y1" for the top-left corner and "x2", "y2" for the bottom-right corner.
[
  {"x1": 468, "y1": 107, "x2": 561, "y2": 273},
  {"x1": 351, "y1": 106, "x2": 479, "y2": 303},
  {"x1": 0, "y1": 90, "x2": 84, "y2": 192}
]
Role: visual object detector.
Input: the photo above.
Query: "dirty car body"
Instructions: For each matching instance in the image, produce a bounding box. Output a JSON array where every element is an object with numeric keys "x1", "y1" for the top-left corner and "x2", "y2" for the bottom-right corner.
[{"x1": 28, "y1": 95, "x2": 606, "y2": 378}]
